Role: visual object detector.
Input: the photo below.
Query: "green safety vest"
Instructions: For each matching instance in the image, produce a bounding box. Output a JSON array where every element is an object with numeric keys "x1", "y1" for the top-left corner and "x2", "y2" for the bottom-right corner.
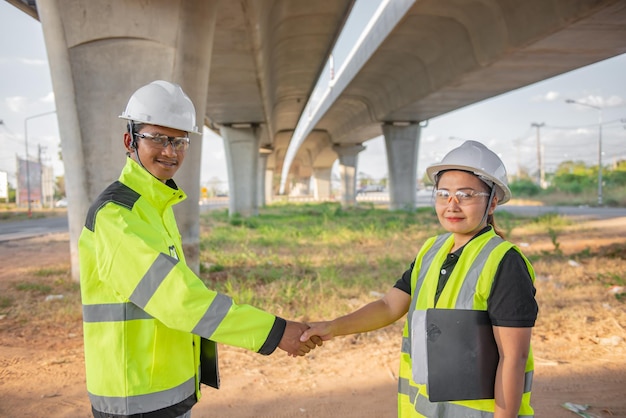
[
  {"x1": 79, "y1": 158, "x2": 281, "y2": 416},
  {"x1": 397, "y1": 229, "x2": 535, "y2": 417}
]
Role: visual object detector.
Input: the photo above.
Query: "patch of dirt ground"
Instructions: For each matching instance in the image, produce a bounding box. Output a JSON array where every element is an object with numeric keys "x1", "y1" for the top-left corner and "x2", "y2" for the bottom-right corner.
[{"x1": 1, "y1": 217, "x2": 626, "y2": 417}]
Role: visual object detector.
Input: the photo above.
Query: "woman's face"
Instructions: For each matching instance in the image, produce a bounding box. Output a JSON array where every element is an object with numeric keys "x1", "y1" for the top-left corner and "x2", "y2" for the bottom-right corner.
[{"x1": 434, "y1": 170, "x2": 497, "y2": 244}]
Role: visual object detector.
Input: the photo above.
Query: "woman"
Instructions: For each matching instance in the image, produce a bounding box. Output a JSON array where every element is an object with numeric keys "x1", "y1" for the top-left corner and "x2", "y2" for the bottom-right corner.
[{"x1": 301, "y1": 140, "x2": 538, "y2": 417}]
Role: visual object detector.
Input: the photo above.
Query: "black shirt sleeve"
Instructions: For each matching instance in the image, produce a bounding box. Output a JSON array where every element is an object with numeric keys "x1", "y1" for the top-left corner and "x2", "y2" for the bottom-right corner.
[
  {"x1": 394, "y1": 260, "x2": 414, "y2": 295},
  {"x1": 488, "y1": 248, "x2": 538, "y2": 328}
]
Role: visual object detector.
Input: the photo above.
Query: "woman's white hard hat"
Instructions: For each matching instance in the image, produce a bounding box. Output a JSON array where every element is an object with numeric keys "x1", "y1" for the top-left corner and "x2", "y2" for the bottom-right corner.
[
  {"x1": 426, "y1": 140, "x2": 511, "y2": 205},
  {"x1": 119, "y1": 80, "x2": 201, "y2": 134}
]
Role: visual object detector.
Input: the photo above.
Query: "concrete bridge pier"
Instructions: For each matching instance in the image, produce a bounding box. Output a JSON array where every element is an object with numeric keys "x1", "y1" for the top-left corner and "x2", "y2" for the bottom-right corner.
[
  {"x1": 221, "y1": 125, "x2": 261, "y2": 217},
  {"x1": 333, "y1": 144, "x2": 366, "y2": 208},
  {"x1": 36, "y1": 0, "x2": 218, "y2": 280},
  {"x1": 313, "y1": 167, "x2": 333, "y2": 201},
  {"x1": 258, "y1": 149, "x2": 273, "y2": 207},
  {"x1": 383, "y1": 122, "x2": 421, "y2": 210}
]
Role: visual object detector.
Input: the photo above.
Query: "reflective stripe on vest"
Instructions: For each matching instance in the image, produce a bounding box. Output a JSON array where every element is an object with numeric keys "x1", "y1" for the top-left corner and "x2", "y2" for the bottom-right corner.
[
  {"x1": 88, "y1": 376, "x2": 195, "y2": 416},
  {"x1": 405, "y1": 233, "x2": 450, "y2": 338},
  {"x1": 455, "y1": 236, "x2": 503, "y2": 309}
]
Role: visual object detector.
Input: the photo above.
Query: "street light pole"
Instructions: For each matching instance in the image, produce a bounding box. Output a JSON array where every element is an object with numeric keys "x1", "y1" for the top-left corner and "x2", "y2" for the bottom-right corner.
[
  {"x1": 530, "y1": 122, "x2": 545, "y2": 188},
  {"x1": 565, "y1": 99, "x2": 603, "y2": 206},
  {"x1": 23, "y1": 110, "x2": 56, "y2": 217}
]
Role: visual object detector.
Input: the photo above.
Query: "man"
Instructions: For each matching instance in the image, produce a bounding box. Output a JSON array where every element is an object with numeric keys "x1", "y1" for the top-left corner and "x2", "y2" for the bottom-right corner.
[{"x1": 79, "y1": 80, "x2": 319, "y2": 418}]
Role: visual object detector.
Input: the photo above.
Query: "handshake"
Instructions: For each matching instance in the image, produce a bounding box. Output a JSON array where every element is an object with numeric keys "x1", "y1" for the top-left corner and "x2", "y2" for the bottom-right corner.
[{"x1": 278, "y1": 320, "x2": 333, "y2": 357}]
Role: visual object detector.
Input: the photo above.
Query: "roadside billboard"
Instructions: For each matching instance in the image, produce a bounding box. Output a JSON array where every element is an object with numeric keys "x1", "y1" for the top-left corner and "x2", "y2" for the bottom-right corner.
[{"x1": 16, "y1": 157, "x2": 42, "y2": 207}]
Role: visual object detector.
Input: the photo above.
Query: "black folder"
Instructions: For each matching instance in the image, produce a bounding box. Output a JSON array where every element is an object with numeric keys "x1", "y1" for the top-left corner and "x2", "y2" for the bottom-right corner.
[
  {"x1": 426, "y1": 308, "x2": 499, "y2": 402},
  {"x1": 200, "y1": 338, "x2": 220, "y2": 389}
]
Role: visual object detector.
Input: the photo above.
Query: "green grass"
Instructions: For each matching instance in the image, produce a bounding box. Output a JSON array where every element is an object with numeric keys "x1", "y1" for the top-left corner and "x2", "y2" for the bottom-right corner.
[
  {"x1": 198, "y1": 203, "x2": 449, "y2": 317},
  {"x1": 0, "y1": 296, "x2": 13, "y2": 309},
  {"x1": 14, "y1": 282, "x2": 52, "y2": 294},
  {"x1": 197, "y1": 202, "x2": 625, "y2": 319}
]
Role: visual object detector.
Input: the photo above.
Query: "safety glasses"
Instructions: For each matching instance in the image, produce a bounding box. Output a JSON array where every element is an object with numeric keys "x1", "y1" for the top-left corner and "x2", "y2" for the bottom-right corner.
[
  {"x1": 134, "y1": 132, "x2": 190, "y2": 151},
  {"x1": 434, "y1": 189, "x2": 490, "y2": 205}
]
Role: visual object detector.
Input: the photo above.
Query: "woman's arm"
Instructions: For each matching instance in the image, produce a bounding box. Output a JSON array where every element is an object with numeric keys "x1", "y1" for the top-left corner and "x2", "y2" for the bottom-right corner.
[
  {"x1": 301, "y1": 287, "x2": 411, "y2": 341},
  {"x1": 492, "y1": 325, "x2": 532, "y2": 418}
]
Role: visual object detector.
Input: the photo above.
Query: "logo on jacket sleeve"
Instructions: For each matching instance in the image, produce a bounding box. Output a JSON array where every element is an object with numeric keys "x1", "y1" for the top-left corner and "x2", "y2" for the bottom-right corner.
[{"x1": 169, "y1": 245, "x2": 179, "y2": 260}]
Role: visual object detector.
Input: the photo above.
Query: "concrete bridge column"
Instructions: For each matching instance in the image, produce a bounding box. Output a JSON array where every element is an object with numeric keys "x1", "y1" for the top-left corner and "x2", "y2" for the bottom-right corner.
[
  {"x1": 36, "y1": 0, "x2": 218, "y2": 279},
  {"x1": 36, "y1": 0, "x2": 88, "y2": 281},
  {"x1": 313, "y1": 167, "x2": 333, "y2": 201},
  {"x1": 382, "y1": 122, "x2": 421, "y2": 210},
  {"x1": 333, "y1": 144, "x2": 366, "y2": 208},
  {"x1": 257, "y1": 149, "x2": 272, "y2": 207},
  {"x1": 221, "y1": 125, "x2": 260, "y2": 217},
  {"x1": 264, "y1": 167, "x2": 274, "y2": 204}
]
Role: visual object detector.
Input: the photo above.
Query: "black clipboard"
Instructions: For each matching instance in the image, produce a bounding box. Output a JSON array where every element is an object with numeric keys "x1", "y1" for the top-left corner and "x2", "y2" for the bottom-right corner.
[
  {"x1": 426, "y1": 308, "x2": 499, "y2": 402},
  {"x1": 200, "y1": 338, "x2": 220, "y2": 389}
]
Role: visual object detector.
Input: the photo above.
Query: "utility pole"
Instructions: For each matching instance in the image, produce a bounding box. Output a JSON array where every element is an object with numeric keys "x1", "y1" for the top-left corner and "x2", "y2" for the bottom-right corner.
[
  {"x1": 565, "y1": 99, "x2": 603, "y2": 206},
  {"x1": 531, "y1": 122, "x2": 545, "y2": 188},
  {"x1": 24, "y1": 110, "x2": 56, "y2": 217}
]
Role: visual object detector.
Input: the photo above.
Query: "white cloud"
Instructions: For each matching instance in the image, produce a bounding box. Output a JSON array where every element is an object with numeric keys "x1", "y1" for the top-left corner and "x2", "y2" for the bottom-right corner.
[
  {"x1": 18, "y1": 57, "x2": 47, "y2": 66},
  {"x1": 605, "y1": 95, "x2": 624, "y2": 107},
  {"x1": 5, "y1": 96, "x2": 27, "y2": 112},
  {"x1": 531, "y1": 91, "x2": 560, "y2": 102},
  {"x1": 40, "y1": 91, "x2": 55, "y2": 103}
]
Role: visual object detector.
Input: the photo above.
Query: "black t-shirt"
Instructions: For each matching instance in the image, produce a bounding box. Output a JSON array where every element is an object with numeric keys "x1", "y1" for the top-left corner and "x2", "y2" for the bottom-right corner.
[{"x1": 394, "y1": 228, "x2": 538, "y2": 327}]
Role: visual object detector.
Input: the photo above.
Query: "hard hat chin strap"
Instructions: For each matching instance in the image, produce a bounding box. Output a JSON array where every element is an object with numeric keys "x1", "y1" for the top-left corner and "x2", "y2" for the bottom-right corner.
[
  {"x1": 127, "y1": 120, "x2": 148, "y2": 172},
  {"x1": 480, "y1": 186, "x2": 496, "y2": 226}
]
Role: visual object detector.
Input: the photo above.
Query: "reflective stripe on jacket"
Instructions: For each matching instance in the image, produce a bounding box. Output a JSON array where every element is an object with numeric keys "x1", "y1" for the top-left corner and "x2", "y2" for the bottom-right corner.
[
  {"x1": 397, "y1": 229, "x2": 535, "y2": 417},
  {"x1": 79, "y1": 158, "x2": 283, "y2": 417}
]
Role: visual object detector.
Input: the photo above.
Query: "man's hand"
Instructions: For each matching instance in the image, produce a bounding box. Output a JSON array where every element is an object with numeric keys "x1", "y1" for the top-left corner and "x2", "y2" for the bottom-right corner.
[{"x1": 278, "y1": 320, "x2": 324, "y2": 357}]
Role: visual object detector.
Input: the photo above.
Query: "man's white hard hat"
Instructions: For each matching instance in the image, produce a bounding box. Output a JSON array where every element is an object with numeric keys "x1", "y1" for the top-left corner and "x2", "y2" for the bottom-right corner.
[
  {"x1": 426, "y1": 140, "x2": 511, "y2": 204},
  {"x1": 119, "y1": 80, "x2": 201, "y2": 134}
]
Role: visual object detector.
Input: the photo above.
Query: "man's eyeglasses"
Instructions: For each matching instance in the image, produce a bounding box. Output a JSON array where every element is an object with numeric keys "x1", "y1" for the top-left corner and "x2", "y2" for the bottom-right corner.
[
  {"x1": 434, "y1": 189, "x2": 490, "y2": 205},
  {"x1": 134, "y1": 132, "x2": 190, "y2": 151}
]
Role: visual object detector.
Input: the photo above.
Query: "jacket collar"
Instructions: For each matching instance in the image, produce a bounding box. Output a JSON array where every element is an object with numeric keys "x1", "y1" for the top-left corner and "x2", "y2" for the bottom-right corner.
[{"x1": 120, "y1": 157, "x2": 187, "y2": 210}]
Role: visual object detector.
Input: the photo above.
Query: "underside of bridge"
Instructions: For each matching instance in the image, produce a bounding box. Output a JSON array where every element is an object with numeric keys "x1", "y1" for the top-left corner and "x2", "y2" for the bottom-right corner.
[{"x1": 8, "y1": 0, "x2": 626, "y2": 280}]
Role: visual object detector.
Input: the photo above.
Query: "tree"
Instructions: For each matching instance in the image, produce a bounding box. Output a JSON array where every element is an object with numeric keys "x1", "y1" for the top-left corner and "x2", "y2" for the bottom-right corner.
[
  {"x1": 550, "y1": 161, "x2": 595, "y2": 193},
  {"x1": 55, "y1": 175, "x2": 66, "y2": 199},
  {"x1": 509, "y1": 179, "x2": 541, "y2": 197}
]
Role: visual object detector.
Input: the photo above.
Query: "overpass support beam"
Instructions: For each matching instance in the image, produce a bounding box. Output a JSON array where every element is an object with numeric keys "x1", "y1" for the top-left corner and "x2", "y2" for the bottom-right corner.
[
  {"x1": 36, "y1": 0, "x2": 218, "y2": 279},
  {"x1": 313, "y1": 167, "x2": 333, "y2": 201},
  {"x1": 221, "y1": 125, "x2": 260, "y2": 217},
  {"x1": 333, "y1": 144, "x2": 366, "y2": 208},
  {"x1": 258, "y1": 150, "x2": 272, "y2": 207},
  {"x1": 382, "y1": 123, "x2": 421, "y2": 210}
]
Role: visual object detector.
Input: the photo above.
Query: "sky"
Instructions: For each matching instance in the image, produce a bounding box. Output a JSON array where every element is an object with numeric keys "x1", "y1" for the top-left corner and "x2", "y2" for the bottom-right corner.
[{"x1": 1, "y1": 1, "x2": 625, "y2": 190}]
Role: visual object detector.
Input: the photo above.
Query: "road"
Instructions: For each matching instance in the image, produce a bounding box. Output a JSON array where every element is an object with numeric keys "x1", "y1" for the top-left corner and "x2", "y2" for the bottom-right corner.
[
  {"x1": 0, "y1": 215, "x2": 69, "y2": 242},
  {"x1": 497, "y1": 205, "x2": 626, "y2": 219},
  {"x1": 1, "y1": 204, "x2": 626, "y2": 242}
]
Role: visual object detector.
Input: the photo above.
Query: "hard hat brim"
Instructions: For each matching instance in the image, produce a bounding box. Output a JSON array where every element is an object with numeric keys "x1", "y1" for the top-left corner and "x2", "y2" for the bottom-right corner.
[{"x1": 426, "y1": 163, "x2": 511, "y2": 205}]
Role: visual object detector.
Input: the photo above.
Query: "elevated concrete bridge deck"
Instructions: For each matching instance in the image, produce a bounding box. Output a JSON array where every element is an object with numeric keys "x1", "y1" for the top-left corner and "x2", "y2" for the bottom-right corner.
[{"x1": 7, "y1": 0, "x2": 626, "y2": 279}]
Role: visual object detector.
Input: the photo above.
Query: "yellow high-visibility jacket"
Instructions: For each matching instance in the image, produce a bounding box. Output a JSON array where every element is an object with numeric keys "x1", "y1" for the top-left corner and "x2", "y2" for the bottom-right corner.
[
  {"x1": 398, "y1": 229, "x2": 535, "y2": 417},
  {"x1": 79, "y1": 158, "x2": 284, "y2": 417}
]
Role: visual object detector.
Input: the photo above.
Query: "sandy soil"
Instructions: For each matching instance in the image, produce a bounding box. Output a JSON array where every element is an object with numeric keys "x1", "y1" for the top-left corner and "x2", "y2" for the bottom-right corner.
[{"x1": 1, "y1": 217, "x2": 625, "y2": 417}]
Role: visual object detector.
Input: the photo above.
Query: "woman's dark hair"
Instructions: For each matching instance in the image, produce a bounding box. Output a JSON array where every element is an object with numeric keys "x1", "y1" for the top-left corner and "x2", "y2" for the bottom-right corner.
[{"x1": 487, "y1": 213, "x2": 505, "y2": 239}]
